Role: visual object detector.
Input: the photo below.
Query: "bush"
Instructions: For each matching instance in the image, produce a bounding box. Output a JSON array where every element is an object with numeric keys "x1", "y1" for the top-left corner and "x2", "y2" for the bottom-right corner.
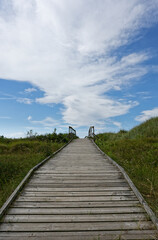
[
  {"x1": 0, "y1": 136, "x2": 66, "y2": 208},
  {"x1": 10, "y1": 142, "x2": 32, "y2": 153},
  {"x1": 0, "y1": 144, "x2": 9, "y2": 154}
]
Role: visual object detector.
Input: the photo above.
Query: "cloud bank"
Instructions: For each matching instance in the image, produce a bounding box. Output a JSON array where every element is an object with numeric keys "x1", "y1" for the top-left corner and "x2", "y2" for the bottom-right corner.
[
  {"x1": 135, "y1": 107, "x2": 158, "y2": 122},
  {"x1": 0, "y1": 0, "x2": 158, "y2": 126}
]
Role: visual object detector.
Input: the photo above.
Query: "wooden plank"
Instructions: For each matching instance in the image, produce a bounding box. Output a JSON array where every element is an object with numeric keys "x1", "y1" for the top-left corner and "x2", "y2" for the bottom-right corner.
[
  {"x1": 2, "y1": 230, "x2": 155, "y2": 236},
  {"x1": 35, "y1": 170, "x2": 121, "y2": 174},
  {"x1": 39, "y1": 167, "x2": 117, "y2": 170},
  {"x1": 0, "y1": 235, "x2": 156, "y2": 240},
  {"x1": 32, "y1": 174, "x2": 123, "y2": 180},
  {"x1": 45, "y1": 165, "x2": 113, "y2": 168},
  {"x1": 29, "y1": 179, "x2": 126, "y2": 184},
  {"x1": 16, "y1": 195, "x2": 137, "y2": 202},
  {"x1": 27, "y1": 182, "x2": 129, "y2": 188},
  {"x1": 50, "y1": 157, "x2": 107, "y2": 160},
  {"x1": 48, "y1": 159, "x2": 111, "y2": 162},
  {"x1": 31, "y1": 177, "x2": 123, "y2": 181},
  {"x1": 53, "y1": 153, "x2": 100, "y2": 157},
  {"x1": 24, "y1": 186, "x2": 131, "y2": 192},
  {"x1": 0, "y1": 221, "x2": 155, "y2": 232},
  {"x1": 21, "y1": 190, "x2": 135, "y2": 197},
  {"x1": 3, "y1": 213, "x2": 148, "y2": 223},
  {"x1": 49, "y1": 160, "x2": 110, "y2": 163},
  {"x1": 34, "y1": 173, "x2": 121, "y2": 176},
  {"x1": 12, "y1": 200, "x2": 140, "y2": 208},
  {"x1": 8, "y1": 207, "x2": 145, "y2": 215},
  {"x1": 50, "y1": 162, "x2": 109, "y2": 165},
  {"x1": 50, "y1": 158, "x2": 110, "y2": 161},
  {"x1": 0, "y1": 230, "x2": 157, "y2": 239}
]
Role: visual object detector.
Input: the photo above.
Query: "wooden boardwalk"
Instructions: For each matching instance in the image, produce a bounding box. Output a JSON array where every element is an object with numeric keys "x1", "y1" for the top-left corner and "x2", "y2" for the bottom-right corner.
[{"x1": 0, "y1": 138, "x2": 157, "y2": 239}]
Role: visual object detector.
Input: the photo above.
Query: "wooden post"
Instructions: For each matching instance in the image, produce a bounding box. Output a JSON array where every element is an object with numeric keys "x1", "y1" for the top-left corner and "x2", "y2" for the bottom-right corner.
[
  {"x1": 88, "y1": 126, "x2": 95, "y2": 138},
  {"x1": 69, "y1": 126, "x2": 76, "y2": 139}
]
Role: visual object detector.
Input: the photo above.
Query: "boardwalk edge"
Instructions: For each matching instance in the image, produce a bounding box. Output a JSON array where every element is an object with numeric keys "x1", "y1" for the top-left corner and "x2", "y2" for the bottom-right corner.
[
  {"x1": 91, "y1": 139, "x2": 158, "y2": 230},
  {"x1": 0, "y1": 138, "x2": 73, "y2": 219}
]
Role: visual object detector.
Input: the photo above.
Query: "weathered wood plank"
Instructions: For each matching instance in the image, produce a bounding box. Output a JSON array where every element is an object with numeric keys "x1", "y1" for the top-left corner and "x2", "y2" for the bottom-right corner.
[
  {"x1": 16, "y1": 195, "x2": 137, "y2": 202},
  {"x1": 0, "y1": 230, "x2": 157, "y2": 239},
  {"x1": 21, "y1": 190, "x2": 135, "y2": 197},
  {"x1": 34, "y1": 173, "x2": 121, "y2": 176},
  {"x1": 49, "y1": 161, "x2": 111, "y2": 164},
  {"x1": 32, "y1": 175, "x2": 123, "y2": 180},
  {"x1": 29, "y1": 178, "x2": 125, "y2": 182},
  {"x1": 0, "y1": 221, "x2": 154, "y2": 232},
  {"x1": 27, "y1": 182, "x2": 129, "y2": 188},
  {"x1": 24, "y1": 186, "x2": 131, "y2": 192},
  {"x1": 35, "y1": 170, "x2": 121, "y2": 174},
  {"x1": 39, "y1": 167, "x2": 117, "y2": 171},
  {"x1": 43, "y1": 164, "x2": 114, "y2": 167},
  {"x1": 29, "y1": 180, "x2": 126, "y2": 185},
  {"x1": 0, "y1": 234, "x2": 156, "y2": 240},
  {"x1": 3, "y1": 213, "x2": 148, "y2": 223},
  {"x1": 12, "y1": 200, "x2": 140, "y2": 208},
  {"x1": 8, "y1": 207, "x2": 145, "y2": 215}
]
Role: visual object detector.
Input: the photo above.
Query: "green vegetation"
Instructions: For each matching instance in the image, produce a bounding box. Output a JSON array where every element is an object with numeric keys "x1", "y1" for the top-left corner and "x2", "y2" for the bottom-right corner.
[
  {"x1": 0, "y1": 132, "x2": 71, "y2": 208},
  {"x1": 95, "y1": 117, "x2": 158, "y2": 217}
]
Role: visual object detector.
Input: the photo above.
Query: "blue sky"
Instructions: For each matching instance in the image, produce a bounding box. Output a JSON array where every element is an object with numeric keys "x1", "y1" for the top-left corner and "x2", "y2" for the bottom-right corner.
[{"x1": 0, "y1": 0, "x2": 158, "y2": 138}]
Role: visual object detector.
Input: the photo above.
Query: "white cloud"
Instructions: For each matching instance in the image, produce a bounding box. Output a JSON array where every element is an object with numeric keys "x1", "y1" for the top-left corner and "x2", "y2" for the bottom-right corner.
[
  {"x1": 27, "y1": 116, "x2": 32, "y2": 121},
  {"x1": 135, "y1": 107, "x2": 158, "y2": 122},
  {"x1": 136, "y1": 91, "x2": 152, "y2": 100},
  {"x1": 0, "y1": 91, "x2": 34, "y2": 104},
  {"x1": 24, "y1": 88, "x2": 37, "y2": 93},
  {"x1": 29, "y1": 116, "x2": 59, "y2": 127},
  {"x1": 0, "y1": 0, "x2": 158, "y2": 126},
  {"x1": 0, "y1": 116, "x2": 11, "y2": 119},
  {"x1": 112, "y1": 121, "x2": 122, "y2": 128},
  {"x1": 142, "y1": 96, "x2": 152, "y2": 100},
  {"x1": 62, "y1": 94, "x2": 138, "y2": 126},
  {"x1": 4, "y1": 132, "x2": 26, "y2": 138},
  {"x1": 17, "y1": 98, "x2": 33, "y2": 104}
]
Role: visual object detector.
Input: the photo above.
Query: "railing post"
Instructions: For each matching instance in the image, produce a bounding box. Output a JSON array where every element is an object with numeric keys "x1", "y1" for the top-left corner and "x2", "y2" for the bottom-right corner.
[
  {"x1": 69, "y1": 126, "x2": 76, "y2": 139},
  {"x1": 88, "y1": 126, "x2": 95, "y2": 138}
]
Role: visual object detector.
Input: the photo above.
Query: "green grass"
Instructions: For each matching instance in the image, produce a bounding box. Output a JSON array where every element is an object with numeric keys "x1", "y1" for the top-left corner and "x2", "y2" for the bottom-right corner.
[
  {"x1": 0, "y1": 133, "x2": 69, "y2": 208},
  {"x1": 95, "y1": 117, "x2": 158, "y2": 217}
]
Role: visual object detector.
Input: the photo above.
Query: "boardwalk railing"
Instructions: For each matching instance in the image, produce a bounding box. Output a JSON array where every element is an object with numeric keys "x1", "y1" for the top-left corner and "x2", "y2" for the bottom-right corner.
[
  {"x1": 88, "y1": 126, "x2": 95, "y2": 138},
  {"x1": 69, "y1": 126, "x2": 76, "y2": 139}
]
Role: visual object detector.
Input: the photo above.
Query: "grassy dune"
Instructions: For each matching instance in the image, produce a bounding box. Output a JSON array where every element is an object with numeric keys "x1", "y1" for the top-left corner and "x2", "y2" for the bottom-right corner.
[
  {"x1": 0, "y1": 133, "x2": 69, "y2": 208},
  {"x1": 95, "y1": 117, "x2": 158, "y2": 217}
]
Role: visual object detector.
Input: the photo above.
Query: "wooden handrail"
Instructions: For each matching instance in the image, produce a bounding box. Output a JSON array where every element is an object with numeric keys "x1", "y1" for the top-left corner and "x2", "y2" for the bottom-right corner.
[{"x1": 69, "y1": 126, "x2": 76, "y2": 138}]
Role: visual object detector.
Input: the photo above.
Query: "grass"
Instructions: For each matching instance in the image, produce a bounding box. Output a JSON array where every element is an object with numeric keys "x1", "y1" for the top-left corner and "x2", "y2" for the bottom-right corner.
[
  {"x1": 95, "y1": 117, "x2": 158, "y2": 217},
  {"x1": 0, "y1": 133, "x2": 71, "y2": 208}
]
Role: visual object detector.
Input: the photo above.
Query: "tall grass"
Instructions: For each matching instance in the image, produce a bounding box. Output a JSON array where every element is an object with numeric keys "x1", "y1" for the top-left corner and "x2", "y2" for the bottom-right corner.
[
  {"x1": 95, "y1": 117, "x2": 158, "y2": 217},
  {"x1": 0, "y1": 133, "x2": 70, "y2": 208}
]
